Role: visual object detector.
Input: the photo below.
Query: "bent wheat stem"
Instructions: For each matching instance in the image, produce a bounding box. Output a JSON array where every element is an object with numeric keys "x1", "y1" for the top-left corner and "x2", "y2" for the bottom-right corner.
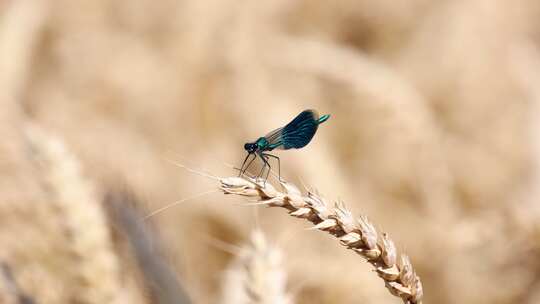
[{"x1": 219, "y1": 176, "x2": 423, "y2": 304}]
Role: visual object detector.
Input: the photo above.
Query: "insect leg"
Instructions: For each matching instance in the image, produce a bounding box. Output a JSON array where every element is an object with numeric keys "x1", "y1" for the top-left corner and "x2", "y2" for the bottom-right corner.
[
  {"x1": 240, "y1": 153, "x2": 257, "y2": 177},
  {"x1": 238, "y1": 153, "x2": 252, "y2": 176},
  {"x1": 262, "y1": 155, "x2": 271, "y2": 183},
  {"x1": 262, "y1": 153, "x2": 281, "y2": 182},
  {"x1": 257, "y1": 155, "x2": 267, "y2": 178},
  {"x1": 257, "y1": 152, "x2": 271, "y2": 184}
]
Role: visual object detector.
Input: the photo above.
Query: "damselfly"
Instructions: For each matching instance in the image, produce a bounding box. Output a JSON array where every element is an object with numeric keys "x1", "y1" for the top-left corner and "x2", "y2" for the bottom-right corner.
[{"x1": 238, "y1": 109, "x2": 330, "y2": 183}]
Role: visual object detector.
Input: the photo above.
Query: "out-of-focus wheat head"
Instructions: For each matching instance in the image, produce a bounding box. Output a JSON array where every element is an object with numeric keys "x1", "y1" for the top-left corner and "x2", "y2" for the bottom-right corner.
[
  {"x1": 220, "y1": 229, "x2": 293, "y2": 304},
  {"x1": 24, "y1": 125, "x2": 123, "y2": 304}
]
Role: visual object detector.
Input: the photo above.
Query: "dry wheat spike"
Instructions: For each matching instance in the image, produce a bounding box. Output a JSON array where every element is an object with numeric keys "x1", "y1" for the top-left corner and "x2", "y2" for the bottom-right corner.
[
  {"x1": 25, "y1": 125, "x2": 123, "y2": 304},
  {"x1": 220, "y1": 229, "x2": 293, "y2": 304},
  {"x1": 219, "y1": 176, "x2": 423, "y2": 304}
]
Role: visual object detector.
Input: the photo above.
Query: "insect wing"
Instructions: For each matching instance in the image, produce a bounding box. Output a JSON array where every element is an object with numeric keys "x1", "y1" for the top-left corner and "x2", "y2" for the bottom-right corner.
[
  {"x1": 281, "y1": 110, "x2": 319, "y2": 149},
  {"x1": 263, "y1": 127, "x2": 284, "y2": 149}
]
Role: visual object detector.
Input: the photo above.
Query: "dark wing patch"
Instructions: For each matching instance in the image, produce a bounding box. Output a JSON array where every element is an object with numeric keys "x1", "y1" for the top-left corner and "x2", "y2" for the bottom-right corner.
[{"x1": 281, "y1": 110, "x2": 319, "y2": 149}]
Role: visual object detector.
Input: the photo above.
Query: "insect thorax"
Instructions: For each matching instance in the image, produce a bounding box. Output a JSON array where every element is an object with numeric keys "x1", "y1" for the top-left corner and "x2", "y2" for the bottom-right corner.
[{"x1": 256, "y1": 137, "x2": 268, "y2": 149}]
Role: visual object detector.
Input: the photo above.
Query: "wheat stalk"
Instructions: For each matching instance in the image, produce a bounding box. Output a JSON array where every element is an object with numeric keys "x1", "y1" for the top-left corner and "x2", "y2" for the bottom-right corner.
[
  {"x1": 105, "y1": 190, "x2": 192, "y2": 304},
  {"x1": 219, "y1": 176, "x2": 423, "y2": 304}
]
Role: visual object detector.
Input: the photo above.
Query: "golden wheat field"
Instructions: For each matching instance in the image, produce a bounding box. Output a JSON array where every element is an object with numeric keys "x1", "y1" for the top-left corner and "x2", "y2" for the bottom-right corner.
[{"x1": 1, "y1": 0, "x2": 540, "y2": 303}]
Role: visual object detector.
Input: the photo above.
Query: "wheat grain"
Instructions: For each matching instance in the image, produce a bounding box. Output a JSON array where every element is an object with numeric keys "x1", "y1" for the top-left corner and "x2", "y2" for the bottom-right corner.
[{"x1": 220, "y1": 176, "x2": 423, "y2": 304}]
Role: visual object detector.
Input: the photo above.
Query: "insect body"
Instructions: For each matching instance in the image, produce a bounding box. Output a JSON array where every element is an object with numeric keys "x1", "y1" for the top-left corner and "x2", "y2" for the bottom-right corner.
[{"x1": 239, "y1": 109, "x2": 330, "y2": 182}]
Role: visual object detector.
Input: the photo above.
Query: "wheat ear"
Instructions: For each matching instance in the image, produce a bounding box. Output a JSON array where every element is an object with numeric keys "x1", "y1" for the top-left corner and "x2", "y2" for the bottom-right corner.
[
  {"x1": 25, "y1": 125, "x2": 122, "y2": 304},
  {"x1": 219, "y1": 176, "x2": 423, "y2": 304},
  {"x1": 220, "y1": 229, "x2": 293, "y2": 304}
]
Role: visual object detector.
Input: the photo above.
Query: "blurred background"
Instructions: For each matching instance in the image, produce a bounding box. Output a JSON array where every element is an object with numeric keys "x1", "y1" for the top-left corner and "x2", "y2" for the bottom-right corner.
[{"x1": 1, "y1": 0, "x2": 540, "y2": 303}]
